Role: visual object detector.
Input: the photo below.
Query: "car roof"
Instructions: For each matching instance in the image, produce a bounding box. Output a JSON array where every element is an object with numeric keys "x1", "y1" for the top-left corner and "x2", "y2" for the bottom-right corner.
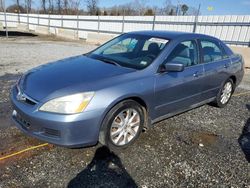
[{"x1": 128, "y1": 30, "x2": 213, "y2": 40}]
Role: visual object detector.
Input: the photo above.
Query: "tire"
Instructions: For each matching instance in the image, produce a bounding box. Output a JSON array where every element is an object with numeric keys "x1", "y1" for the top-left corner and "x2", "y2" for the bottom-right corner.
[
  {"x1": 99, "y1": 100, "x2": 145, "y2": 151},
  {"x1": 212, "y1": 78, "x2": 235, "y2": 108}
]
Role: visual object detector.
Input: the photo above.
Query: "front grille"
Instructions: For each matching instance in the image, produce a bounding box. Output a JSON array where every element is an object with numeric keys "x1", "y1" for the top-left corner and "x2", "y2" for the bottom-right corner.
[{"x1": 44, "y1": 128, "x2": 61, "y2": 138}]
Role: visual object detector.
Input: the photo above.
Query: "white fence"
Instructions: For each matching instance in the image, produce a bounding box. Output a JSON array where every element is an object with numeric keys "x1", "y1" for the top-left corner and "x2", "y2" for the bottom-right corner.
[{"x1": 0, "y1": 12, "x2": 250, "y2": 46}]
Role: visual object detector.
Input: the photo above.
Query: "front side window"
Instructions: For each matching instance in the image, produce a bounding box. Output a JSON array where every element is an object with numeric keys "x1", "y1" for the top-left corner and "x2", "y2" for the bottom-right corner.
[
  {"x1": 165, "y1": 40, "x2": 198, "y2": 67},
  {"x1": 200, "y1": 40, "x2": 225, "y2": 63},
  {"x1": 88, "y1": 34, "x2": 169, "y2": 70}
]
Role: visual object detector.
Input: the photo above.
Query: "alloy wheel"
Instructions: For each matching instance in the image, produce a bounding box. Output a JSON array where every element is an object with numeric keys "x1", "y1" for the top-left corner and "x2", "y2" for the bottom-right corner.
[
  {"x1": 220, "y1": 82, "x2": 233, "y2": 104},
  {"x1": 110, "y1": 108, "x2": 140, "y2": 146}
]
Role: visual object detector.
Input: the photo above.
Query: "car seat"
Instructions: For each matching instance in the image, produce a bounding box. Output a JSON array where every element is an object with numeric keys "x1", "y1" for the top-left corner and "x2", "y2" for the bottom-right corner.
[
  {"x1": 170, "y1": 44, "x2": 192, "y2": 67},
  {"x1": 148, "y1": 43, "x2": 160, "y2": 56},
  {"x1": 203, "y1": 46, "x2": 215, "y2": 63}
]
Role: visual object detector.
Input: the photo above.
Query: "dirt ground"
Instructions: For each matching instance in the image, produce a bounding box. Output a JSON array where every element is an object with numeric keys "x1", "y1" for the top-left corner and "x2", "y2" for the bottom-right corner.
[{"x1": 0, "y1": 34, "x2": 250, "y2": 188}]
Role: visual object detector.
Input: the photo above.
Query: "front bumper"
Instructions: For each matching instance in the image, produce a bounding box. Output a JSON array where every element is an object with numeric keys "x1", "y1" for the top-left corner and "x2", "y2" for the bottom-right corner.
[{"x1": 10, "y1": 87, "x2": 104, "y2": 148}]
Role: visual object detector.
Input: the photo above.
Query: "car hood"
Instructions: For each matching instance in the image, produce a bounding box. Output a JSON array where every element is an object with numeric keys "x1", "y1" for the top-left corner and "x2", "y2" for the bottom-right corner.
[{"x1": 20, "y1": 55, "x2": 135, "y2": 101}]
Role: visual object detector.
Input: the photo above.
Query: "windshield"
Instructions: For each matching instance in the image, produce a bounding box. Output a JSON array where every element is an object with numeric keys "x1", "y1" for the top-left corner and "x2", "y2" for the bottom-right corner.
[{"x1": 87, "y1": 34, "x2": 169, "y2": 70}]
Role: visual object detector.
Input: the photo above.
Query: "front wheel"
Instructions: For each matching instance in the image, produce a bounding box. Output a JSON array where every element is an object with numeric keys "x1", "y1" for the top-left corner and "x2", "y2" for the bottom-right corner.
[
  {"x1": 99, "y1": 100, "x2": 144, "y2": 151},
  {"x1": 212, "y1": 78, "x2": 234, "y2": 108}
]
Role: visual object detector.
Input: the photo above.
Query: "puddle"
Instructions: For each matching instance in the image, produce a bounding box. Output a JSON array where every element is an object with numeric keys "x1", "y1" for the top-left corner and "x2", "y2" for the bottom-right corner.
[{"x1": 191, "y1": 132, "x2": 218, "y2": 146}]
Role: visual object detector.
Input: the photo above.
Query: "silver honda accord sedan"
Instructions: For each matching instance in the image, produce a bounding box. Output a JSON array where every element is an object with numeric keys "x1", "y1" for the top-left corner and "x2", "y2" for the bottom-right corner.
[{"x1": 11, "y1": 31, "x2": 244, "y2": 150}]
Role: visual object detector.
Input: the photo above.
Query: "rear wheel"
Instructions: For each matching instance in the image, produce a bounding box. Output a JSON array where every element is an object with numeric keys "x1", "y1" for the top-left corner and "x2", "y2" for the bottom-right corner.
[
  {"x1": 99, "y1": 100, "x2": 144, "y2": 151},
  {"x1": 212, "y1": 78, "x2": 234, "y2": 108}
]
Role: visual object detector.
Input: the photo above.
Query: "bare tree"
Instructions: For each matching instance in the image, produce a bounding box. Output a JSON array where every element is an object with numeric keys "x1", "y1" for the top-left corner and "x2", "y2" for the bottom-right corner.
[
  {"x1": 26, "y1": 0, "x2": 32, "y2": 12},
  {"x1": 85, "y1": 0, "x2": 99, "y2": 15},
  {"x1": 48, "y1": 0, "x2": 54, "y2": 12},
  {"x1": 133, "y1": 0, "x2": 148, "y2": 15},
  {"x1": 6, "y1": 0, "x2": 23, "y2": 13},
  {"x1": 110, "y1": 6, "x2": 117, "y2": 16},
  {"x1": 15, "y1": 0, "x2": 21, "y2": 12},
  {"x1": 57, "y1": 0, "x2": 62, "y2": 14},
  {"x1": 3, "y1": 0, "x2": 198, "y2": 15},
  {"x1": 122, "y1": 3, "x2": 136, "y2": 16},
  {"x1": 63, "y1": 0, "x2": 68, "y2": 13},
  {"x1": 144, "y1": 8, "x2": 154, "y2": 16},
  {"x1": 163, "y1": 0, "x2": 172, "y2": 14},
  {"x1": 68, "y1": 0, "x2": 80, "y2": 14},
  {"x1": 41, "y1": 0, "x2": 46, "y2": 13},
  {"x1": 0, "y1": 0, "x2": 4, "y2": 11}
]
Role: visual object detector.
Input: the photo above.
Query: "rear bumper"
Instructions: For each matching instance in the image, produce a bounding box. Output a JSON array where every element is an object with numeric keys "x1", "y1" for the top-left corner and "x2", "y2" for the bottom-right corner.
[{"x1": 11, "y1": 87, "x2": 105, "y2": 148}]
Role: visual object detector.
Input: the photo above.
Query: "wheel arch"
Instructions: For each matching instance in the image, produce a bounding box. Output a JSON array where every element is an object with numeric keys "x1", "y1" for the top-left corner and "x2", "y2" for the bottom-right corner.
[
  {"x1": 98, "y1": 95, "x2": 150, "y2": 145},
  {"x1": 229, "y1": 75, "x2": 236, "y2": 85}
]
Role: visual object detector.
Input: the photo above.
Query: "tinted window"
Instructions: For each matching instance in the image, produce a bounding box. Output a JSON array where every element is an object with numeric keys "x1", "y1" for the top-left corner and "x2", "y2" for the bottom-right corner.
[
  {"x1": 201, "y1": 40, "x2": 225, "y2": 63},
  {"x1": 165, "y1": 40, "x2": 198, "y2": 67}
]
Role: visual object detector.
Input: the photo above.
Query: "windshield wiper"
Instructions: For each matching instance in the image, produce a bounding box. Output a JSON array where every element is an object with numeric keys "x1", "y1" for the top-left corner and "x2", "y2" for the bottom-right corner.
[{"x1": 97, "y1": 57, "x2": 121, "y2": 67}]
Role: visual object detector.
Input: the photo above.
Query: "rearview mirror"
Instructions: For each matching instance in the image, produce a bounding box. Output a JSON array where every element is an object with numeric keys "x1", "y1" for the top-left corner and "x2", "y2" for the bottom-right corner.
[{"x1": 159, "y1": 62, "x2": 185, "y2": 73}]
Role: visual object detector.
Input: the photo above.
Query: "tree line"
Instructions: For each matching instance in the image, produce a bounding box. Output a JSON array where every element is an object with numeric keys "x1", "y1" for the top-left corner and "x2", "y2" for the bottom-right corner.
[{"x1": 0, "y1": 0, "x2": 199, "y2": 16}]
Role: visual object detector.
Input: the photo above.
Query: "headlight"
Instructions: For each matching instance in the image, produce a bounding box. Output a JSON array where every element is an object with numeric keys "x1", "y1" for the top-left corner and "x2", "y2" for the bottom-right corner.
[{"x1": 39, "y1": 92, "x2": 94, "y2": 114}]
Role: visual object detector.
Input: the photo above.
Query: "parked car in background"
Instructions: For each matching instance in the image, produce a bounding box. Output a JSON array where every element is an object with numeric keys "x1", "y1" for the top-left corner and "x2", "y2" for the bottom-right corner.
[{"x1": 11, "y1": 31, "x2": 244, "y2": 150}]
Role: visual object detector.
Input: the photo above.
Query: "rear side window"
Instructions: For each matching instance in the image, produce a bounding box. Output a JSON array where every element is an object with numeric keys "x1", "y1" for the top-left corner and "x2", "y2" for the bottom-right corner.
[
  {"x1": 200, "y1": 40, "x2": 227, "y2": 63},
  {"x1": 165, "y1": 40, "x2": 198, "y2": 67}
]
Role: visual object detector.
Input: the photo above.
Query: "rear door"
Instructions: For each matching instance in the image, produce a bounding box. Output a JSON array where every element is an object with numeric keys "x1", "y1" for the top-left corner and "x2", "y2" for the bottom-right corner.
[
  {"x1": 154, "y1": 40, "x2": 205, "y2": 118},
  {"x1": 199, "y1": 39, "x2": 231, "y2": 100}
]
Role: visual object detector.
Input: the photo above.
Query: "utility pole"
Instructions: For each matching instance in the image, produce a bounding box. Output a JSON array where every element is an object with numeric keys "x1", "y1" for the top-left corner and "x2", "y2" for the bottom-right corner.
[
  {"x1": 152, "y1": 14, "x2": 156, "y2": 30},
  {"x1": 1, "y1": 0, "x2": 8, "y2": 38},
  {"x1": 193, "y1": 3, "x2": 201, "y2": 33},
  {"x1": 76, "y1": 10, "x2": 79, "y2": 39},
  {"x1": 122, "y1": 9, "x2": 125, "y2": 33},
  {"x1": 26, "y1": 0, "x2": 29, "y2": 30},
  {"x1": 17, "y1": 0, "x2": 20, "y2": 23}
]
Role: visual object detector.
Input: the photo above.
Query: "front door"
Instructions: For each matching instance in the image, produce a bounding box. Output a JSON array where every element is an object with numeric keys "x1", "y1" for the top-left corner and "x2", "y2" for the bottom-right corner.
[{"x1": 154, "y1": 40, "x2": 205, "y2": 119}]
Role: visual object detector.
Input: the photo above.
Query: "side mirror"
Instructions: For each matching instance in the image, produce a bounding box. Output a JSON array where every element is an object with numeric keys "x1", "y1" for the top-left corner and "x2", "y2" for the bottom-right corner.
[{"x1": 159, "y1": 62, "x2": 185, "y2": 73}]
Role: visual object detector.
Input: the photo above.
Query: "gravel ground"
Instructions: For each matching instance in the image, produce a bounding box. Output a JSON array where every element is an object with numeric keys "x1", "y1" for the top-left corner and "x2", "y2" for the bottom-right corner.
[
  {"x1": 0, "y1": 35, "x2": 250, "y2": 188},
  {"x1": 0, "y1": 35, "x2": 95, "y2": 77}
]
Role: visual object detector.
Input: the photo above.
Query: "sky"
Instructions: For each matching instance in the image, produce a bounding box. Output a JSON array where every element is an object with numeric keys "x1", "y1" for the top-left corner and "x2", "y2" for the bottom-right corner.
[
  {"x1": 4, "y1": 0, "x2": 250, "y2": 15},
  {"x1": 99, "y1": 0, "x2": 250, "y2": 15}
]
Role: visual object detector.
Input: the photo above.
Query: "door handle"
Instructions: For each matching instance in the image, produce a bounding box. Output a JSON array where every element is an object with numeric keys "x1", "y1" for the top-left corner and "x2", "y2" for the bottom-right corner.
[{"x1": 193, "y1": 72, "x2": 202, "y2": 77}]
